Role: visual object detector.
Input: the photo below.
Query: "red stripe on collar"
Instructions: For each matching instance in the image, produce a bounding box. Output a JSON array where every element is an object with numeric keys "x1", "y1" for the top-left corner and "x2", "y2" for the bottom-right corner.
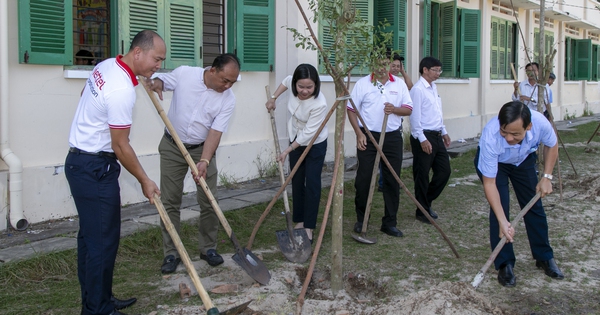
[
  {"x1": 116, "y1": 55, "x2": 138, "y2": 86},
  {"x1": 370, "y1": 73, "x2": 396, "y2": 82}
]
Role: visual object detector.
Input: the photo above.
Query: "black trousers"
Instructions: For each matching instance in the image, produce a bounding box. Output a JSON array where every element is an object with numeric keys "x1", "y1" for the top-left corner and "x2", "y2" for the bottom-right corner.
[
  {"x1": 355, "y1": 128, "x2": 403, "y2": 228},
  {"x1": 409, "y1": 131, "x2": 451, "y2": 213}
]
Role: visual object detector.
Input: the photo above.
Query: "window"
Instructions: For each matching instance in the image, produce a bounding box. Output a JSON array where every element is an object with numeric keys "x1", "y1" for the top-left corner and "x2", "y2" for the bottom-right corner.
[
  {"x1": 565, "y1": 37, "x2": 592, "y2": 81},
  {"x1": 18, "y1": 0, "x2": 274, "y2": 71},
  {"x1": 319, "y1": 0, "x2": 407, "y2": 75},
  {"x1": 490, "y1": 17, "x2": 517, "y2": 80},
  {"x1": 423, "y1": 0, "x2": 481, "y2": 78},
  {"x1": 533, "y1": 28, "x2": 555, "y2": 63}
]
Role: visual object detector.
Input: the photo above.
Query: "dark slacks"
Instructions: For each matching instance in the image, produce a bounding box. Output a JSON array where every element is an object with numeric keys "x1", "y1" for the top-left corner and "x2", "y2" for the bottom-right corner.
[
  {"x1": 65, "y1": 152, "x2": 121, "y2": 315},
  {"x1": 474, "y1": 147, "x2": 554, "y2": 270},
  {"x1": 409, "y1": 132, "x2": 451, "y2": 213},
  {"x1": 289, "y1": 139, "x2": 327, "y2": 229},
  {"x1": 355, "y1": 128, "x2": 403, "y2": 228}
]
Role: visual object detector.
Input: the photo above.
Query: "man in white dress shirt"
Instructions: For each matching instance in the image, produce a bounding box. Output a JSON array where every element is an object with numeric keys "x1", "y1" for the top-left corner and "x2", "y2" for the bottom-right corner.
[
  {"x1": 409, "y1": 57, "x2": 451, "y2": 223},
  {"x1": 148, "y1": 53, "x2": 240, "y2": 273}
]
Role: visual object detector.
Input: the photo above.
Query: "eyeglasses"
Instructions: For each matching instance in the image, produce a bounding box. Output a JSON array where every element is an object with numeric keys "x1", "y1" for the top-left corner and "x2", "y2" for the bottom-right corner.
[{"x1": 429, "y1": 68, "x2": 443, "y2": 74}]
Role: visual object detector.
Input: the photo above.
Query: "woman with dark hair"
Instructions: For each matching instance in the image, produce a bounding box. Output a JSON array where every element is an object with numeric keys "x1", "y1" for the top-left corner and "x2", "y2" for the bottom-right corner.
[{"x1": 265, "y1": 64, "x2": 328, "y2": 242}]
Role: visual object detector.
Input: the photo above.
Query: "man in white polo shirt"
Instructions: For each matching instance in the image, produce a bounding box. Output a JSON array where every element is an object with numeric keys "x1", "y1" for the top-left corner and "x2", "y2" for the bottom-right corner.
[
  {"x1": 147, "y1": 53, "x2": 240, "y2": 273},
  {"x1": 65, "y1": 30, "x2": 166, "y2": 315},
  {"x1": 347, "y1": 56, "x2": 413, "y2": 238}
]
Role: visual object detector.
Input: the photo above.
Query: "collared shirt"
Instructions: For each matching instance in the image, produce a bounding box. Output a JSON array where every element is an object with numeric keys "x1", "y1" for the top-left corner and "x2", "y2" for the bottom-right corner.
[
  {"x1": 512, "y1": 80, "x2": 549, "y2": 112},
  {"x1": 477, "y1": 110, "x2": 557, "y2": 178},
  {"x1": 347, "y1": 73, "x2": 413, "y2": 132},
  {"x1": 409, "y1": 76, "x2": 447, "y2": 142},
  {"x1": 281, "y1": 75, "x2": 328, "y2": 146},
  {"x1": 69, "y1": 55, "x2": 138, "y2": 152},
  {"x1": 158, "y1": 66, "x2": 235, "y2": 144}
]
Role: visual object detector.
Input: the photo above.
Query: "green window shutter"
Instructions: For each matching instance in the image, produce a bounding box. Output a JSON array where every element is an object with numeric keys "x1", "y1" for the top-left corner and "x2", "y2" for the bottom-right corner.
[
  {"x1": 164, "y1": 0, "x2": 202, "y2": 68},
  {"x1": 574, "y1": 38, "x2": 592, "y2": 80},
  {"x1": 534, "y1": 28, "x2": 540, "y2": 62},
  {"x1": 348, "y1": 0, "x2": 372, "y2": 75},
  {"x1": 498, "y1": 21, "x2": 506, "y2": 79},
  {"x1": 507, "y1": 22, "x2": 516, "y2": 80},
  {"x1": 490, "y1": 18, "x2": 499, "y2": 79},
  {"x1": 119, "y1": 0, "x2": 161, "y2": 55},
  {"x1": 545, "y1": 32, "x2": 554, "y2": 56},
  {"x1": 376, "y1": 0, "x2": 406, "y2": 58},
  {"x1": 565, "y1": 37, "x2": 573, "y2": 80},
  {"x1": 318, "y1": 17, "x2": 336, "y2": 74},
  {"x1": 592, "y1": 44, "x2": 599, "y2": 81},
  {"x1": 18, "y1": 0, "x2": 72, "y2": 65},
  {"x1": 422, "y1": 0, "x2": 431, "y2": 58},
  {"x1": 233, "y1": 0, "x2": 274, "y2": 71},
  {"x1": 439, "y1": 2, "x2": 456, "y2": 77},
  {"x1": 458, "y1": 8, "x2": 479, "y2": 78}
]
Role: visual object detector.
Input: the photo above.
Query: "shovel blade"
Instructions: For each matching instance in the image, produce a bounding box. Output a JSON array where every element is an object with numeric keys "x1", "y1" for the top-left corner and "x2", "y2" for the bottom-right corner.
[
  {"x1": 232, "y1": 248, "x2": 271, "y2": 285},
  {"x1": 219, "y1": 300, "x2": 253, "y2": 315},
  {"x1": 351, "y1": 233, "x2": 377, "y2": 244},
  {"x1": 276, "y1": 229, "x2": 312, "y2": 263}
]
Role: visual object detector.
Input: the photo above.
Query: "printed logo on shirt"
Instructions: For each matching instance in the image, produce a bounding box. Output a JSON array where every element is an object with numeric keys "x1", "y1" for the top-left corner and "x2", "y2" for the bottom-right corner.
[
  {"x1": 93, "y1": 69, "x2": 106, "y2": 91},
  {"x1": 87, "y1": 78, "x2": 98, "y2": 97},
  {"x1": 389, "y1": 90, "x2": 398, "y2": 95}
]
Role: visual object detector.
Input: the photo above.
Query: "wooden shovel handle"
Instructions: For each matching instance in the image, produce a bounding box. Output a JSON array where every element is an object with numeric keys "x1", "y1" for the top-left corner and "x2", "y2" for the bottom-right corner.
[
  {"x1": 139, "y1": 77, "x2": 233, "y2": 237},
  {"x1": 510, "y1": 63, "x2": 520, "y2": 96},
  {"x1": 153, "y1": 194, "x2": 217, "y2": 311}
]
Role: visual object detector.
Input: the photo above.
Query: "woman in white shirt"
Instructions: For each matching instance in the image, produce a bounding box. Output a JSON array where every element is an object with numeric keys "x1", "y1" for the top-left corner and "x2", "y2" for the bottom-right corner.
[{"x1": 265, "y1": 64, "x2": 328, "y2": 242}]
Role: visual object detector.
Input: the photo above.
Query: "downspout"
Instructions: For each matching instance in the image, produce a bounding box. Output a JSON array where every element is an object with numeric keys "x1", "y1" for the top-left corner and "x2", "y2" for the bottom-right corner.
[{"x1": 0, "y1": 0, "x2": 28, "y2": 231}]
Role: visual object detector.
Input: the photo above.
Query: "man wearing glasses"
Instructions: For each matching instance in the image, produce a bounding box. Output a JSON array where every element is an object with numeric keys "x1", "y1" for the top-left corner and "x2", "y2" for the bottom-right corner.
[
  {"x1": 512, "y1": 62, "x2": 548, "y2": 117},
  {"x1": 147, "y1": 53, "x2": 240, "y2": 273},
  {"x1": 409, "y1": 57, "x2": 451, "y2": 224}
]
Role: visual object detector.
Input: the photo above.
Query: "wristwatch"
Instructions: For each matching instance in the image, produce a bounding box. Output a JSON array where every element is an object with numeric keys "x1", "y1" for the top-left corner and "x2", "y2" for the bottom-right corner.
[
  {"x1": 542, "y1": 173, "x2": 553, "y2": 181},
  {"x1": 271, "y1": 94, "x2": 277, "y2": 100}
]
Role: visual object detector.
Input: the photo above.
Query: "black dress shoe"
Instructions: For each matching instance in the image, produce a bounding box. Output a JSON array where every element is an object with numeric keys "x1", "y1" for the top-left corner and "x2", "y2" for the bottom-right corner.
[
  {"x1": 200, "y1": 249, "x2": 224, "y2": 266},
  {"x1": 109, "y1": 310, "x2": 128, "y2": 315},
  {"x1": 353, "y1": 222, "x2": 363, "y2": 233},
  {"x1": 415, "y1": 214, "x2": 431, "y2": 224},
  {"x1": 377, "y1": 186, "x2": 383, "y2": 192},
  {"x1": 536, "y1": 258, "x2": 564, "y2": 279},
  {"x1": 111, "y1": 295, "x2": 136, "y2": 310},
  {"x1": 380, "y1": 226, "x2": 403, "y2": 237},
  {"x1": 428, "y1": 209, "x2": 438, "y2": 219},
  {"x1": 497, "y1": 264, "x2": 516, "y2": 287},
  {"x1": 161, "y1": 255, "x2": 181, "y2": 274}
]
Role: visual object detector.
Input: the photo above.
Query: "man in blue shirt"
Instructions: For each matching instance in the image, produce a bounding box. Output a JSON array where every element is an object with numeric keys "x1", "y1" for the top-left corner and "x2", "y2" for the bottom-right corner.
[{"x1": 474, "y1": 101, "x2": 564, "y2": 287}]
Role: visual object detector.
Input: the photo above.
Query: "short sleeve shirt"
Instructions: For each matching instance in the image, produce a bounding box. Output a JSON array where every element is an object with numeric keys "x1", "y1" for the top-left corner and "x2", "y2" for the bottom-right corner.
[
  {"x1": 158, "y1": 66, "x2": 235, "y2": 144},
  {"x1": 477, "y1": 110, "x2": 557, "y2": 178},
  {"x1": 68, "y1": 56, "x2": 138, "y2": 152}
]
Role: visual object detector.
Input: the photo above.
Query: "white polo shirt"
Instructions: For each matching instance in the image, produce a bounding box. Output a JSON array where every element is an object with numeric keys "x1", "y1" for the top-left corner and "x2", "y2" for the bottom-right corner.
[
  {"x1": 158, "y1": 66, "x2": 235, "y2": 144},
  {"x1": 69, "y1": 55, "x2": 138, "y2": 152},
  {"x1": 347, "y1": 73, "x2": 413, "y2": 132}
]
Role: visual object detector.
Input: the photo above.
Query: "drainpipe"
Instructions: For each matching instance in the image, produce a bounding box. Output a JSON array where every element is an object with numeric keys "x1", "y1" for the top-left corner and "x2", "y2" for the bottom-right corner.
[{"x1": 0, "y1": 0, "x2": 28, "y2": 231}]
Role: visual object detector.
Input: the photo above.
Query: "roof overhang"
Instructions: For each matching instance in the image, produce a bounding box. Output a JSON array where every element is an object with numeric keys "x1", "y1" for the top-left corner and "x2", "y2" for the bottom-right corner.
[
  {"x1": 508, "y1": 0, "x2": 541, "y2": 10},
  {"x1": 566, "y1": 19, "x2": 600, "y2": 31},
  {"x1": 542, "y1": 8, "x2": 580, "y2": 22}
]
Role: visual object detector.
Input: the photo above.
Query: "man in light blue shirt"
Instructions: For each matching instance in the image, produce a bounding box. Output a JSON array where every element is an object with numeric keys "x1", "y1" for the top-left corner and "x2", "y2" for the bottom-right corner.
[{"x1": 474, "y1": 101, "x2": 564, "y2": 287}]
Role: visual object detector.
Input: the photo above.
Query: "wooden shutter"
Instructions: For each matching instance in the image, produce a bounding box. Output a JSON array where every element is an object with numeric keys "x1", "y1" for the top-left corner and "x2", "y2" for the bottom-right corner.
[
  {"x1": 119, "y1": 0, "x2": 161, "y2": 55},
  {"x1": 18, "y1": 0, "x2": 72, "y2": 65},
  {"x1": 565, "y1": 37, "x2": 573, "y2": 80},
  {"x1": 165, "y1": 0, "x2": 202, "y2": 68},
  {"x1": 348, "y1": 0, "x2": 372, "y2": 75},
  {"x1": 507, "y1": 22, "x2": 516, "y2": 80},
  {"x1": 422, "y1": 0, "x2": 431, "y2": 58},
  {"x1": 232, "y1": 0, "x2": 274, "y2": 71},
  {"x1": 490, "y1": 18, "x2": 499, "y2": 79},
  {"x1": 574, "y1": 38, "x2": 592, "y2": 81},
  {"x1": 534, "y1": 28, "x2": 540, "y2": 62},
  {"x1": 439, "y1": 2, "x2": 456, "y2": 77},
  {"x1": 592, "y1": 44, "x2": 599, "y2": 81},
  {"x1": 376, "y1": 0, "x2": 406, "y2": 58},
  {"x1": 459, "y1": 9, "x2": 480, "y2": 78}
]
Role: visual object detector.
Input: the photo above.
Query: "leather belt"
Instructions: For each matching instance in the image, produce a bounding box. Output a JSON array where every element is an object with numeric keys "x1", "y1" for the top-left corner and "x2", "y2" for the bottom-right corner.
[
  {"x1": 69, "y1": 147, "x2": 117, "y2": 159},
  {"x1": 423, "y1": 130, "x2": 442, "y2": 136},
  {"x1": 164, "y1": 131, "x2": 204, "y2": 150}
]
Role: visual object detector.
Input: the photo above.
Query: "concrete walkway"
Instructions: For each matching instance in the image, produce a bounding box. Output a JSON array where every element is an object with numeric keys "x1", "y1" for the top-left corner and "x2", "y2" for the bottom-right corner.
[{"x1": 1, "y1": 115, "x2": 598, "y2": 263}]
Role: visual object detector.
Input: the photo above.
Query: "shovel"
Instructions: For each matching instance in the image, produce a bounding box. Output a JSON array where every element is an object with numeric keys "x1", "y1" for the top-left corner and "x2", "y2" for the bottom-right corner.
[
  {"x1": 471, "y1": 192, "x2": 542, "y2": 288},
  {"x1": 153, "y1": 195, "x2": 252, "y2": 315},
  {"x1": 352, "y1": 114, "x2": 389, "y2": 244},
  {"x1": 266, "y1": 86, "x2": 312, "y2": 263},
  {"x1": 140, "y1": 77, "x2": 271, "y2": 285}
]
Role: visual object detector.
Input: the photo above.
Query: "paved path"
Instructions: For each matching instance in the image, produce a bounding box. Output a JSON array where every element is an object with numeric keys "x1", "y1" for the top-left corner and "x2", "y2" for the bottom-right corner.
[{"x1": 1, "y1": 115, "x2": 598, "y2": 263}]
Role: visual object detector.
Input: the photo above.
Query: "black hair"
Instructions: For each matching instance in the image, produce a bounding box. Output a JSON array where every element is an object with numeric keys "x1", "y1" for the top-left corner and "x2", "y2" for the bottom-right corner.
[
  {"x1": 525, "y1": 62, "x2": 539, "y2": 70},
  {"x1": 549, "y1": 72, "x2": 556, "y2": 80},
  {"x1": 211, "y1": 53, "x2": 241, "y2": 71},
  {"x1": 419, "y1": 56, "x2": 442, "y2": 75},
  {"x1": 291, "y1": 64, "x2": 321, "y2": 99},
  {"x1": 498, "y1": 101, "x2": 531, "y2": 129},
  {"x1": 129, "y1": 30, "x2": 161, "y2": 52},
  {"x1": 75, "y1": 49, "x2": 94, "y2": 65},
  {"x1": 392, "y1": 53, "x2": 404, "y2": 62}
]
